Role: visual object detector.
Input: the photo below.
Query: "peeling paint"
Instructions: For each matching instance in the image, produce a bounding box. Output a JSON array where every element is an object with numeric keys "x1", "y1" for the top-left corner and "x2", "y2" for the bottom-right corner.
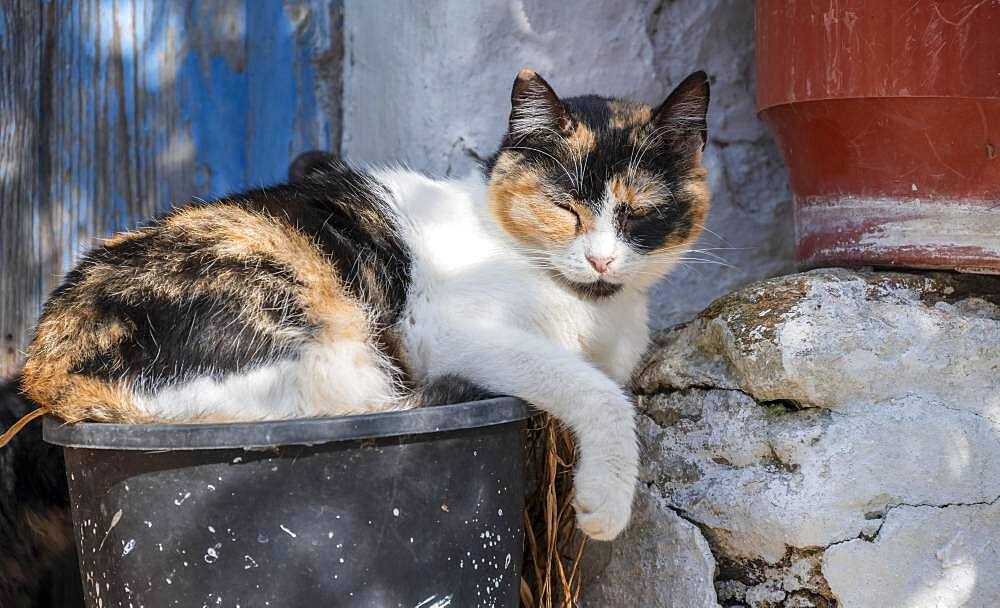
[{"x1": 797, "y1": 196, "x2": 1000, "y2": 272}]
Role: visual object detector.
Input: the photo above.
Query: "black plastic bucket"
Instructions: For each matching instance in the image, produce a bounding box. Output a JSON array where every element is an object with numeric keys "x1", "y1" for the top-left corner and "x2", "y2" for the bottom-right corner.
[{"x1": 43, "y1": 398, "x2": 531, "y2": 608}]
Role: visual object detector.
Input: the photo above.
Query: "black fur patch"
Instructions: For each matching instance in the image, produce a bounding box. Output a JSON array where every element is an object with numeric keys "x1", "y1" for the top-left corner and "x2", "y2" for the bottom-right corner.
[
  {"x1": 234, "y1": 165, "x2": 412, "y2": 329},
  {"x1": 408, "y1": 375, "x2": 498, "y2": 407},
  {"x1": 558, "y1": 278, "x2": 623, "y2": 299},
  {"x1": 71, "y1": 290, "x2": 304, "y2": 384}
]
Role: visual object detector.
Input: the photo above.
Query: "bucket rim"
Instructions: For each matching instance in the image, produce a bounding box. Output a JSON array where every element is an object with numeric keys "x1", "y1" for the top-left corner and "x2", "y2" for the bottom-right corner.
[{"x1": 43, "y1": 397, "x2": 531, "y2": 451}]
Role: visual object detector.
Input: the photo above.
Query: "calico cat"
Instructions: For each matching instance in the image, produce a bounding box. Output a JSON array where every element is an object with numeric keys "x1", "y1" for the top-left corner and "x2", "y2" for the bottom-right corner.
[{"x1": 22, "y1": 69, "x2": 710, "y2": 540}]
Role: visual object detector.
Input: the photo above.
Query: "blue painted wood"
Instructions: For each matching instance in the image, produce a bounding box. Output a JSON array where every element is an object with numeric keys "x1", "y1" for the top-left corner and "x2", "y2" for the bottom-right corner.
[
  {"x1": 0, "y1": 0, "x2": 343, "y2": 376},
  {"x1": 0, "y1": 0, "x2": 45, "y2": 375}
]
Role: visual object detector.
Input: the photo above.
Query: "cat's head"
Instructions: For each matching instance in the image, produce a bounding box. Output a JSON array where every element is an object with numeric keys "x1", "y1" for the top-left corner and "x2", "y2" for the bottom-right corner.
[{"x1": 486, "y1": 69, "x2": 710, "y2": 299}]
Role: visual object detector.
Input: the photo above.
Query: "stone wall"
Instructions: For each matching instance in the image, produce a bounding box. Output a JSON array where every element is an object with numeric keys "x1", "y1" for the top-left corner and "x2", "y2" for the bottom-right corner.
[
  {"x1": 583, "y1": 269, "x2": 1000, "y2": 607},
  {"x1": 342, "y1": 0, "x2": 795, "y2": 329}
]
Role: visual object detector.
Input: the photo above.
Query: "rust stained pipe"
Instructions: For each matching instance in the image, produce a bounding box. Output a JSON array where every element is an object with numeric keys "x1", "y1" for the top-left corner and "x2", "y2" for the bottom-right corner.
[{"x1": 756, "y1": 0, "x2": 1000, "y2": 273}]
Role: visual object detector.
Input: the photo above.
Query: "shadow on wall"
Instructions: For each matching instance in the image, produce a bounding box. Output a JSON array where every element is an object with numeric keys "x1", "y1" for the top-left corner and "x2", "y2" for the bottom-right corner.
[{"x1": 641, "y1": 0, "x2": 796, "y2": 329}]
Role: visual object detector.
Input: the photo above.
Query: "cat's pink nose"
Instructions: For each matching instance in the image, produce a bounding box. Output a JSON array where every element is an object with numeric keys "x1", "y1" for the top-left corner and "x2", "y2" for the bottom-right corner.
[{"x1": 586, "y1": 255, "x2": 614, "y2": 274}]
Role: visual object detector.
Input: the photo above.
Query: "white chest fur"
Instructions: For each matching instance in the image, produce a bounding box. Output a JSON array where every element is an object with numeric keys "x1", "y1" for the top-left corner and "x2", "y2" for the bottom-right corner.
[{"x1": 375, "y1": 169, "x2": 650, "y2": 385}]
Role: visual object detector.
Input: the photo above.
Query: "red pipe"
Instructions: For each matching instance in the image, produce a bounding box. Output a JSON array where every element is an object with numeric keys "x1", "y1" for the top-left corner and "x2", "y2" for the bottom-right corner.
[{"x1": 757, "y1": 0, "x2": 1000, "y2": 273}]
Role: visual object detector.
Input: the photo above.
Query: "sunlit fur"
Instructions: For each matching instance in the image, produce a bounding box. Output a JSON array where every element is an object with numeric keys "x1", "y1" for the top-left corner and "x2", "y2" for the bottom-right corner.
[{"x1": 22, "y1": 70, "x2": 710, "y2": 541}]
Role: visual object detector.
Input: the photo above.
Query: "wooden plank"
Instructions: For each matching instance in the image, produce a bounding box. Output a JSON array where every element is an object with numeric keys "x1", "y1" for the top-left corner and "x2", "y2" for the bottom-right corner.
[
  {"x1": 0, "y1": 0, "x2": 45, "y2": 375},
  {"x1": 246, "y1": 0, "x2": 339, "y2": 184},
  {"x1": 0, "y1": 0, "x2": 342, "y2": 378}
]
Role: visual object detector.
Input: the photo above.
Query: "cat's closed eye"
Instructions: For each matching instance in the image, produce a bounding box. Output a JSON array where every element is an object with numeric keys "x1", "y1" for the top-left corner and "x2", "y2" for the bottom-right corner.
[{"x1": 553, "y1": 198, "x2": 579, "y2": 217}]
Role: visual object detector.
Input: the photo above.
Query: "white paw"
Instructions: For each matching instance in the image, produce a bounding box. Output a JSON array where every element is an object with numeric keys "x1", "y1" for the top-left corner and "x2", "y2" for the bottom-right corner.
[{"x1": 572, "y1": 461, "x2": 637, "y2": 541}]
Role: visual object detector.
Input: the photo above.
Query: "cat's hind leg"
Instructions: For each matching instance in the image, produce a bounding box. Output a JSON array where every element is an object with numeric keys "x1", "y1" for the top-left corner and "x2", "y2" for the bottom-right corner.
[{"x1": 129, "y1": 337, "x2": 404, "y2": 422}]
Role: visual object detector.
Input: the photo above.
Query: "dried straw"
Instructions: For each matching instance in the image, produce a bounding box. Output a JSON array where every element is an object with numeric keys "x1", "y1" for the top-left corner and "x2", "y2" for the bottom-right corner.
[{"x1": 521, "y1": 414, "x2": 588, "y2": 607}]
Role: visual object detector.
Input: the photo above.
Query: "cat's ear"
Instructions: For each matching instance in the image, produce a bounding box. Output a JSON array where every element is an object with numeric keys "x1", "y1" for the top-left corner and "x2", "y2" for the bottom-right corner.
[
  {"x1": 288, "y1": 150, "x2": 338, "y2": 182},
  {"x1": 508, "y1": 68, "x2": 573, "y2": 139},
  {"x1": 653, "y1": 71, "x2": 710, "y2": 148}
]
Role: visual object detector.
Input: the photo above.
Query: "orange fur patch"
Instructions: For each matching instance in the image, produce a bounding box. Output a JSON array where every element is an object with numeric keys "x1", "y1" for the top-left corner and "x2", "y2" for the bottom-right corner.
[
  {"x1": 21, "y1": 355, "x2": 143, "y2": 423},
  {"x1": 166, "y1": 205, "x2": 369, "y2": 343},
  {"x1": 681, "y1": 167, "x2": 710, "y2": 230},
  {"x1": 609, "y1": 175, "x2": 638, "y2": 206},
  {"x1": 565, "y1": 123, "x2": 597, "y2": 156},
  {"x1": 608, "y1": 172, "x2": 670, "y2": 214},
  {"x1": 656, "y1": 165, "x2": 710, "y2": 253},
  {"x1": 488, "y1": 168, "x2": 591, "y2": 247},
  {"x1": 102, "y1": 229, "x2": 142, "y2": 247},
  {"x1": 23, "y1": 292, "x2": 143, "y2": 422}
]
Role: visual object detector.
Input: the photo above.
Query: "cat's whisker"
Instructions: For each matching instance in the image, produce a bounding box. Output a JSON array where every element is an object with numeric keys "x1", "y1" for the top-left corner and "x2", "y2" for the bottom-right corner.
[
  {"x1": 674, "y1": 248, "x2": 730, "y2": 262},
  {"x1": 647, "y1": 252, "x2": 735, "y2": 268},
  {"x1": 690, "y1": 223, "x2": 730, "y2": 244},
  {"x1": 674, "y1": 258, "x2": 736, "y2": 268},
  {"x1": 655, "y1": 243, "x2": 742, "y2": 255},
  {"x1": 639, "y1": 249, "x2": 731, "y2": 264}
]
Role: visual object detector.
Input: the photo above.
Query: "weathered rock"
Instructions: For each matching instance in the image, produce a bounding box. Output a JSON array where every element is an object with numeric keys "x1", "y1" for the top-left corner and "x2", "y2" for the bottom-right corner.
[
  {"x1": 580, "y1": 487, "x2": 719, "y2": 608},
  {"x1": 823, "y1": 500, "x2": 1000, "y2": 607},
  {"x1": 586, "y1": 269, "x2": 1000, "y2": 607},
  {"x1": 637, "y1": 268, "x2": 1000, "y2": 415}
]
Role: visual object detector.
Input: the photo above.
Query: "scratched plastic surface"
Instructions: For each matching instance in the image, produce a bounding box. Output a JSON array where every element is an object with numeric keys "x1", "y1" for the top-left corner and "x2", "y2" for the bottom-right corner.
[{"x1": 47, "y1": 399, "x2": 529, "y2": 608}]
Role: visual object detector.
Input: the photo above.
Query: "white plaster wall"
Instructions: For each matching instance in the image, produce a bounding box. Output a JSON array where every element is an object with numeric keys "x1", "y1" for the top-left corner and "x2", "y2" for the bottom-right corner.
[{"x1": 342, "y1": 0, "x2": 795, "y2": 329}]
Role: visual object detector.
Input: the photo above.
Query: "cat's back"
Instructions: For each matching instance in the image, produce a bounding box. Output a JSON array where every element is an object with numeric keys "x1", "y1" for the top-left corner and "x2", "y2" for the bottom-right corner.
[{"x1": 23, "y1": 169, "x2": 412, "y2": 423}]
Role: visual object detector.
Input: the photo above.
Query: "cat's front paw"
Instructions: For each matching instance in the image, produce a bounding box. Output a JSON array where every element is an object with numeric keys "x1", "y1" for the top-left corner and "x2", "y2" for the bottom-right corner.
[{"x1": 572, "y1": 460, "x2": 637, "y2": 541}]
